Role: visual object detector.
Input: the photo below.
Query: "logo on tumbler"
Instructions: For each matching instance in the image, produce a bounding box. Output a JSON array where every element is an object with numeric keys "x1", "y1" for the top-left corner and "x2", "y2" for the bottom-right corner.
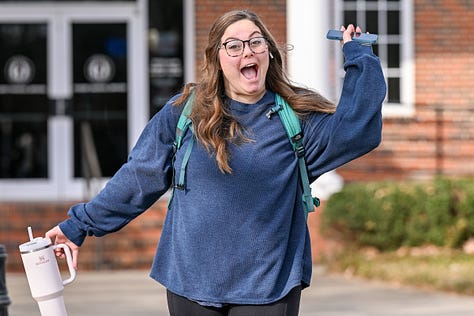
[{"x1": 36, "y1": 255, "x2": 50, "y2": 266}]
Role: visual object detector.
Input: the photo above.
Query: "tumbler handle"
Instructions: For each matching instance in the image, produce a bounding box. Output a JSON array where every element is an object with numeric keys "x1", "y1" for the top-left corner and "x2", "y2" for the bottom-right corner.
[{"x1": 52, "y1": 244, "x2": 76, "y2": 286}]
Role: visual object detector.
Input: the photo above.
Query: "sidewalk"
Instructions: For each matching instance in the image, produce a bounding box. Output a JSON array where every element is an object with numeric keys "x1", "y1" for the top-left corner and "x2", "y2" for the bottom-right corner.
[{"x1": 6, "y1": 266, "x2": 474, "y2": 316}]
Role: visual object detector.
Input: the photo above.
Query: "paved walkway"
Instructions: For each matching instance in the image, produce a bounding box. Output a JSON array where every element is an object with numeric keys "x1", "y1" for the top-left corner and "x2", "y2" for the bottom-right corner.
[{"x1": 5, "y1": 267, "x2": 474, "y2": 316}]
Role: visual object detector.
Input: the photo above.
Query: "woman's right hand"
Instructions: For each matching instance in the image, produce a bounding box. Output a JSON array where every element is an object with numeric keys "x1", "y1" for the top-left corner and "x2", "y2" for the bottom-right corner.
[
  {"x1": 45, "y1": 226, "x2": 80, "y2": 269},
  {"x1": 340, "y1": 24, "x2": 363, "y2": 45}
]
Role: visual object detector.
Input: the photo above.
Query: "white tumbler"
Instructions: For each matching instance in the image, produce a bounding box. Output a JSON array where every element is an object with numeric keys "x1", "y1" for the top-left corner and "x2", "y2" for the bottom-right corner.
[{"x1": 19, "y1": 227, "x2": 76, "y2": 316}]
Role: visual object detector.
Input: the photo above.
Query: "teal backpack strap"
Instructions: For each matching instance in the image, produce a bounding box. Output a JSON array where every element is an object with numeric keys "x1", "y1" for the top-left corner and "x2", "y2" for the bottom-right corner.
[
  {"x1": 174, "y1": 96, "x2": 193, "y2": 150},
  {"x1": 168, "y1": 92, "x2": 195, "y2": 207},
  {"x1": 274, "y1": 94, "x2": 320, "y2": 220}
]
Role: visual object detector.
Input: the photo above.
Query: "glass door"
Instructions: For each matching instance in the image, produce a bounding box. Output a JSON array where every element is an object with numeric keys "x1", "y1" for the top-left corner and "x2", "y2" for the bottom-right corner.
[
  {"x1": 72, "y1": 23, "x2": 128, "y2": 179},
  {"x1": 0, "y1": 1, "x2": 148, "y2": 200},
  {"x1": 0, "y1": 23, "x2": 48, "y2": 179}
]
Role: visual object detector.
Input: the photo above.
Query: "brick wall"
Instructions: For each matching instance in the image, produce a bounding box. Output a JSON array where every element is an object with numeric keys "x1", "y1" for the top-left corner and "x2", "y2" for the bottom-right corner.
[
  {"x1": 2, "y1": 200, "x2": 331, "y2": 272},
  {"x1": 1, "y1": 200, "x2": 166, "y2": 272},
  {"x1": 338, "y1": 0, "x2": 474, "y2": 182},
  {"x1": 415, "y1": 0, "x2": 474, "y2": 107}
]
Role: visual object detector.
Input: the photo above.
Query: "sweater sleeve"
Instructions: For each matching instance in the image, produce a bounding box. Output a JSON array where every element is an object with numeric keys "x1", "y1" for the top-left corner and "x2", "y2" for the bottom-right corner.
[
  {"x1": 303, "y1": 41, "x2": 386, "y2": 182},
  {"x1": 59, "y1": 97, "x2": 182, "y2": 246}
]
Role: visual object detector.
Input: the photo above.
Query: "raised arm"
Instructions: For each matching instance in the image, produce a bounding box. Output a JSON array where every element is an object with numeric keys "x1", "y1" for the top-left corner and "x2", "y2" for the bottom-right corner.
[{"x1": 303, "y1": 39, "x2": 386, "y2": 182}]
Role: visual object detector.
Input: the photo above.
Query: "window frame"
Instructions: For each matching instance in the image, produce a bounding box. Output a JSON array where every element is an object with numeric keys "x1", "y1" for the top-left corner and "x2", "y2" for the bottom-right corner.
[{"x1": 335, "y1": 0, "x2": 414, "y2": 117}]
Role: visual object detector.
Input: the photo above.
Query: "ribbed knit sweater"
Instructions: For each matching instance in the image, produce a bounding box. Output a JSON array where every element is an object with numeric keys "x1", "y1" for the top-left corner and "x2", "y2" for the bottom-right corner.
[{"x1": 59, "y1": 41, "x2": 386, "y2": 306}]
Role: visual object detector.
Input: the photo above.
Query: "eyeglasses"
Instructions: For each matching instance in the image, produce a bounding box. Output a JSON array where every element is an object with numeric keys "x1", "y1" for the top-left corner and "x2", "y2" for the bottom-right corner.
[{"x1": 220, "y1": 37, "x2": 268, "y2": 57}]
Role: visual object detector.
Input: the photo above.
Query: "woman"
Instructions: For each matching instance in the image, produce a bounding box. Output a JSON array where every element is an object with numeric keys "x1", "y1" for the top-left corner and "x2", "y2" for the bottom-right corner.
[{"x1": 46, "y1": 9, "x2": 386, "y2": 316}]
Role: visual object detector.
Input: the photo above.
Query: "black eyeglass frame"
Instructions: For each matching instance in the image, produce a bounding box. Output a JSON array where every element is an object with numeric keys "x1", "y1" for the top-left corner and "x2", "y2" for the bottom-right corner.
[{"x1": 219, "y1": 36, "x2": 268, "y2": 57}]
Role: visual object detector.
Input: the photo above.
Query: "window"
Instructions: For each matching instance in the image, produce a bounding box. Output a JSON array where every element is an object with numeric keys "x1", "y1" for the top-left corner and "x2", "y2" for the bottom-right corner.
[
  {"x1": 72, "y1": 23, "x2": 128, "y2": 178},
  {"x1": 335, "y1": 0, "x2": 414, "y2": 115},
  {"x1": 148, "y1": 0, "x2": 184, "y2": 117},
  {"x1": 0, "y1": 24, "x2": 48, "y2": 179}
]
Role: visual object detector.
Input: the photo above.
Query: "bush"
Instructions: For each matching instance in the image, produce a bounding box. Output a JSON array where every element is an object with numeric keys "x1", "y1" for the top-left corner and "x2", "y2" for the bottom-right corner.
[{"x1": 321, "y1": 177, "x2": 474, "y2": 251}]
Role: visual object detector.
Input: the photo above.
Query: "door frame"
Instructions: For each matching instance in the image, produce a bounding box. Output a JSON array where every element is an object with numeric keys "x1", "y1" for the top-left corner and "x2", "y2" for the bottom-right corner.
[{"x1": 0, "y1": 1, "x2": 148, "y2": 201}]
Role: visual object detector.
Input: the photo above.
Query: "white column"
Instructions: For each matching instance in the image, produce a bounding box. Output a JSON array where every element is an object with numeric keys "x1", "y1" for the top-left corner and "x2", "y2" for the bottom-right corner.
[
  {"x1": 287, "y1": 0, "x2": 331, "y2": 97},
  {"x1": 184, "y1": 0, "x2": 196, "y2": 83},
  {"x1": 49, "y1": 116, "x2": 75, "y2": 199},
  {"x1": 128, "y1": 0, "x2": 149, "y2": 150},
  {"x1": 287, "y1": 0, "x2": 344, "y2": 199},
  {"x1": 48, "y1": 13, "x2": 72, "y2": 99}
]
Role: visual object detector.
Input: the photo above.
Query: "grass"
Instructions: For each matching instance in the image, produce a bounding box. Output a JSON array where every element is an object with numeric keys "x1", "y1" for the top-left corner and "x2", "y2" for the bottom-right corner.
[{"x1": 324, "y1": 248, "x2": 474, "y2": 296}]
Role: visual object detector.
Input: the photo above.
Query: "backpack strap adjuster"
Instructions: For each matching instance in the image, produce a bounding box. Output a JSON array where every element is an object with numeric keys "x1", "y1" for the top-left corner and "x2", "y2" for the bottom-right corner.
[
  {"x1": 174, "y1": 184, "x2": 185, "y2": 190},
  {"x1": 291, "y1": 132, "x2": 305, "y2": 158}
]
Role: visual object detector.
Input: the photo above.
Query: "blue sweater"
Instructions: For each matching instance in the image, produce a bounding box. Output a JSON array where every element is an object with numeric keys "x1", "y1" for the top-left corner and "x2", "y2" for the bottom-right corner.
[{"x1": 59, "y1": 41, "x2": 386, "y2": 306}]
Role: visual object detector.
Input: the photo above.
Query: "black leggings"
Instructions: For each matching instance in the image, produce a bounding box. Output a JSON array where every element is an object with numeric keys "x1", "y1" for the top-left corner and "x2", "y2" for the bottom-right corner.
[{"x1": 167, "y1": 286, "x2": 301, "y2": 316}]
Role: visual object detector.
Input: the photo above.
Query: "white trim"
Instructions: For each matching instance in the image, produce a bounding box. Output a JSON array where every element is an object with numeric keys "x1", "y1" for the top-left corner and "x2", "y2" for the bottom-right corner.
[
  {"x1": 127, "y1": 0, "x2": 149, "y2": 149},
  {"x1": 382, "y1": 104, "x2": 415, "y2": 118},
  {"x1": 49, "y1": 15, "x2": 72, "y2": 99},
  {"x1": 184, "y1": 0, "x2": 196, "y2": 83},
  {"x1": 401, "y1": 0, "x2": 415, "y2": 112},
  {"x1": 49, "y1": 116, "x2": 73, "y2": 198},
  {"x1": 0, "y1": 2, "x2": 136, "y2": 17}
]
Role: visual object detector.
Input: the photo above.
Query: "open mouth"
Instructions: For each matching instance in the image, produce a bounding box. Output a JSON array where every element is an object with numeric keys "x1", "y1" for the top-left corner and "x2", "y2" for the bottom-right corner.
[{"x1": 241, "y1": 63, "x2": 258, "y2": 80}]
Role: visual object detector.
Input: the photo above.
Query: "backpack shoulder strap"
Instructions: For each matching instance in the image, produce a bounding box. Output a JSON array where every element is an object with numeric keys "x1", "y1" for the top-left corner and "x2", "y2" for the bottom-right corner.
[
  {"x1": 274, "y1": 94, "x2": 320, "y2": 220},
  {"x1": 168, "y1": 93, "x2": 195, "y2": 207},
  {"x1": 174, "y1": 92, "x2": 195, "y2": 150}
]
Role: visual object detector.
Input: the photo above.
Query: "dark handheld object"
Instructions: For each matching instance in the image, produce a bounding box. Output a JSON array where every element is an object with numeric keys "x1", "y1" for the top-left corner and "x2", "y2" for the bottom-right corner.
[{"x1": 326, "y1": 29, "x2": 378, "y2": 45}]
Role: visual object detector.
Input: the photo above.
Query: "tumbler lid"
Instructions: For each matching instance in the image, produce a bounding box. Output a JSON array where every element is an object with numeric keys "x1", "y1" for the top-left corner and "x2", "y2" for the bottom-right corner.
[
  {"x1": 19, "y1": 237, "x2": 52, "y2": 253},
  {"x1": 19, "y1": 227, "x2": 52, "y2": 254}
]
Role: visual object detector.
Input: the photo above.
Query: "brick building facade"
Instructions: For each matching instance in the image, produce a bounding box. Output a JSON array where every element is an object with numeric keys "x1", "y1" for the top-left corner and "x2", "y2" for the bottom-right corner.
[
  {"x1": 342, "y1": 0, "x2": 474, "y2": 181},
  {"x1": 2, "y1": 0, "x2": 474, "y2": 272}
]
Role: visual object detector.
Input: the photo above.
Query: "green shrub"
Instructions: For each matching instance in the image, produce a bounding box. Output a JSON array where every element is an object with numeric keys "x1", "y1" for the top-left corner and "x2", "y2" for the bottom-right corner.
[{"x1": 322, "y1": 177, "x2": 474, "y2": 251}]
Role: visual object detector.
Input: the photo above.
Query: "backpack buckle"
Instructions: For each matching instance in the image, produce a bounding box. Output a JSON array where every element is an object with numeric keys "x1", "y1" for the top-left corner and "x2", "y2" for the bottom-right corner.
[
  {"x1": 266, "y1": 104, "x2": 282, "y2": 119},
  {"x1": 174, "y1": 184, "x2": 185, "y2": 190},
  {"x1": 291, "y1": 132, "x2": 305, "y2": 158}
]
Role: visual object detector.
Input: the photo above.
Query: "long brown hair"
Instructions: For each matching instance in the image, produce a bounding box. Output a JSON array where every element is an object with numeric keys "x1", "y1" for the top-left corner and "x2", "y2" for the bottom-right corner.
[{"x1": 174, "y1": 10, "x2": 335, "y2": 173}]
